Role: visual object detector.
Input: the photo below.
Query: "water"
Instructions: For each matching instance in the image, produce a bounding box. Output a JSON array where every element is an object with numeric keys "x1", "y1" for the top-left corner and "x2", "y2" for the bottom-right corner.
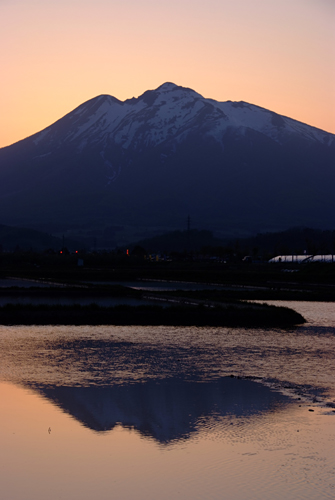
[
  {"x1": 251, "y1": 299, "x2": 335, "y2": 328},
  {"x1": 0, "y1": 302, "x2": 334, "y2": 499},
  {"x1": 84, "y1": 279, "x2": 240, "y2": 291}
]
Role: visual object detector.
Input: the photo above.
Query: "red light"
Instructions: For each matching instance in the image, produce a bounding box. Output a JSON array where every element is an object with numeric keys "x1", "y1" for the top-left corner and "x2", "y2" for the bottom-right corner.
[{"x1": 126, "y1": 249, "x2": 129, "y2": 255}]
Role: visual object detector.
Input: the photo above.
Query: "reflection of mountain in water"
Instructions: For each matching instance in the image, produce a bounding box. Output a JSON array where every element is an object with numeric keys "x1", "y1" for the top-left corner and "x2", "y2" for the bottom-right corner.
[{"x1": 28, "y1": 378, "x2": 289, "y2": 443}]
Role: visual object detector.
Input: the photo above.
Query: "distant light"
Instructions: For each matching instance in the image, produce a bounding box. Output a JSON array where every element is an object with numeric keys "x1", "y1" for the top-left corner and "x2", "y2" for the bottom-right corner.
[
  {"x1": 60, "y1": 251, "x2": 63, "y2": 254},
  {"x1": 126, "y1": 249, "x2": 129, "y2": 255}
]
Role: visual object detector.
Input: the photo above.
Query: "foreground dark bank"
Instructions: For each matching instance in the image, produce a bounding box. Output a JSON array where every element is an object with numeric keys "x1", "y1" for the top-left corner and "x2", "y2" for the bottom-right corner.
[{"x1": 0, "y1": 302, "x2": 304, "y2": 327}]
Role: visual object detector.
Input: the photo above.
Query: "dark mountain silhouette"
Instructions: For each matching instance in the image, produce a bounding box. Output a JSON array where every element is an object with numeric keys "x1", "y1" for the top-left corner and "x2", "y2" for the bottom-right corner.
[
  {"x1": 0, "y1": 82, "x2": 334, "y2": 245},
  {"x1": 0, "y1": 223, "x2": 79, "y2": 251},
  {"x1": 130, "y1": 228, "x2": 225, "y2": 253}
]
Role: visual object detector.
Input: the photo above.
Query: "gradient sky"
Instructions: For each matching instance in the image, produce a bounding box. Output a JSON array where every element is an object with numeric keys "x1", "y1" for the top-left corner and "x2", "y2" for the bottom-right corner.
[{"x1": 1, "y1": 0, "x2": 334, "y2": 148}]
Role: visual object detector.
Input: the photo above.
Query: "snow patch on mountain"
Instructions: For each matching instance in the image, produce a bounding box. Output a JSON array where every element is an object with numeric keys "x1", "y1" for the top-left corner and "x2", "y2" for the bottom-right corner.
[
  {"x1": 30, "y1": 82, "x2": 334, "y2": 154},
  {"x1": 33, "y1": 129, "x2": 50, "y2": 146},
  {"x1": 100, "y1": 150, "x2": 120, "y2": 183}
]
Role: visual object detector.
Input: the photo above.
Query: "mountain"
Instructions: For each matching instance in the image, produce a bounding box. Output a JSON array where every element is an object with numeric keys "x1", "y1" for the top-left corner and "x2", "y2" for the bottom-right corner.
[
  {"x1": 0, "y1": 223, "x2": 80, "y2": 251},
  {"x1": 129, "y1": 228, "x2": 226, "y2": 254},
  {"x1": 0, "y1": 82, "x2": 334, "y2": 246}
]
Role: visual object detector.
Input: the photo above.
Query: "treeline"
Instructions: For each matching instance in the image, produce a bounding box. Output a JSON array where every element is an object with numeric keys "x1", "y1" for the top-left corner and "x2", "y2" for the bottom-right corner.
[
  {"x1": 130, "y1": 227, "x2": 335, "y2": 260},
  {"x1": 229, "y1": 227, "x2": 335, "y2": 258},
  {"x1": 1, "y1": 224, "x2": 334, "y2": 260}
]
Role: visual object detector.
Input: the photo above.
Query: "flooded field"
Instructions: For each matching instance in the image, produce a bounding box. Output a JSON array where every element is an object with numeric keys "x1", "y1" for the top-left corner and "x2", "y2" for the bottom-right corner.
[{"x1": 0, "y1": 302, "x2": 334, "y2": 499}]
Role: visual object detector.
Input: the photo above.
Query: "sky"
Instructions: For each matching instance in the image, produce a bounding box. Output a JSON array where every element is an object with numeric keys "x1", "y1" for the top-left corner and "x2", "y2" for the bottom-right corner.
[{"x1": 0, "y1": 0, "x2": 334, "y2": 148}]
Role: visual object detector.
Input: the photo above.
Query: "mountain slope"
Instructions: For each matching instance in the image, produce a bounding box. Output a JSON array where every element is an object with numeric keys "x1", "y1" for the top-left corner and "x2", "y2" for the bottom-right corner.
[{"x1": 0, "y1": 83, "x2": 334, "y2": 244}]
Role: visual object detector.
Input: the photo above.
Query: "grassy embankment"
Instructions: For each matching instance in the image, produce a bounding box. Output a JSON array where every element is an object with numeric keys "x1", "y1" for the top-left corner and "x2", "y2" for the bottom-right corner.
[
  {"x1": 0, "y1": 283, "x2": 305, "y2": 327},
  {"x1": 0, "y1": 302, "x2": 304, "y2": 327}
]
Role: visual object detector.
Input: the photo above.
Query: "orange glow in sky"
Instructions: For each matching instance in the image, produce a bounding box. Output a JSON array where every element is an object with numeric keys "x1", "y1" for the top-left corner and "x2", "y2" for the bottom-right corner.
[{"x1": 0, "y1": 0, "x2": 334, "y2": 148}]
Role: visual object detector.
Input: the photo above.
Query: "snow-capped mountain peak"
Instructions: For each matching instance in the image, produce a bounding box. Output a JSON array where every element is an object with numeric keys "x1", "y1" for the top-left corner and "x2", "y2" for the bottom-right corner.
[
  {"x1": 31, "y1": 82, "x2": 333, "y2": 152},
  {"x1": 0, "y1": 82, "x2": 334, "y2": 242}
]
